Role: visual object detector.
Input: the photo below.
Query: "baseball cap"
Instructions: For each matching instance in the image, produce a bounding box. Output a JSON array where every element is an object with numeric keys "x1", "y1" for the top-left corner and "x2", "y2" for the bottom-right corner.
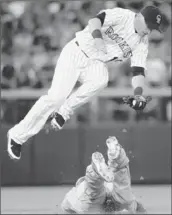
[{"x1": 141, "y1": 6, "x2": 163, "y2": 32}]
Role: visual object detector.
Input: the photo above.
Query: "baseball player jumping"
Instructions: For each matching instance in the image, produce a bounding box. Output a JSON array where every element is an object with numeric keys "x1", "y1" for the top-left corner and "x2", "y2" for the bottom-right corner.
[
  {"x1": 8, "y1": 6, "x2": 163, "y2": 160},
  {"x1": 59, "y1": 136, "x2": 147, "y2": 214}
]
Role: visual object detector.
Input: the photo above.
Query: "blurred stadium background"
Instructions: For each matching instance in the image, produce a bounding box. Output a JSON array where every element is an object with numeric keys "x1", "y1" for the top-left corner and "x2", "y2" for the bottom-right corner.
[{"x1": 0, "y1": 0, "x2": 171, "y2": 214}]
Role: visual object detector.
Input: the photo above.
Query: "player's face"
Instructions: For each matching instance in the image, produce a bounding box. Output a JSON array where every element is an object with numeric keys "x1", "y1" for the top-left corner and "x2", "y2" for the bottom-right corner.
[{"x1": 134, "y1": 13, "x2": 151, "y2": 37}]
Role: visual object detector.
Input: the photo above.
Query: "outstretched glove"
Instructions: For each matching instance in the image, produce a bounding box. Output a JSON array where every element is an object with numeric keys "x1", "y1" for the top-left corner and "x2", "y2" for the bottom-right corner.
[{"x1": 123, "y1": 95, "x2": 152, "y2": 112}]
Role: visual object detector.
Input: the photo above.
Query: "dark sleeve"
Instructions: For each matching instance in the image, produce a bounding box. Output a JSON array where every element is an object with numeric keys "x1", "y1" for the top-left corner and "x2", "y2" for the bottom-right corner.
[
  {"x1": 131, "y1": 66, "x2": 145, "y2": 76},
  {"x1": 95, "y1": 12, "x2": 106, "y2": 25}
]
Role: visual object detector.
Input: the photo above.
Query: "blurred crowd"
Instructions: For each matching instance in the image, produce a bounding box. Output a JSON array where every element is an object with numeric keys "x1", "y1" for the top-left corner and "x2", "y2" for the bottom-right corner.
[
  {"x1": 1, "y1": 0, "x2": 171, "y2": 89},
  {"x1": 1, "y1": 0, "x2": 171, "y2": 123}
]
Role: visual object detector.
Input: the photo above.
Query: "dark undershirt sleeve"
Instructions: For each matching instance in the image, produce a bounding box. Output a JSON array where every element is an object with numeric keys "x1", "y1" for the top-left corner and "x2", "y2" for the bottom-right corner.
[
  {"x1": 131, "y1": 66, "x2": 145, "y2": 77},
  {"x1": 95, "y1": 12, "x2": 106, "y2": 26}
]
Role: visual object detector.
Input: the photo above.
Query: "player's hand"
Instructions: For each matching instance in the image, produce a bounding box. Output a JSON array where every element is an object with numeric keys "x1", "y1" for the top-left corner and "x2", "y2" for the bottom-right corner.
[
  {"x1": 94, "y1": 38, "x2": 107, "y2": 54},
  {"x1": 123, "y1": 95, "x2": 152, "y2": 113}
]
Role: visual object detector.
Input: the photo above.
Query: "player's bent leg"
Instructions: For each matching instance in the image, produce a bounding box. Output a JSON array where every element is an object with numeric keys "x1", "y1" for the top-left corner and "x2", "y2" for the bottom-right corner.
[
  {"x1": 91, "y1": 152, "x2": 114, "y2": 183},
  {"x1": 111, "y1": 167, "x2": 138, "y2": 213},
  {"x1": 106, "y1": 137, "x2": 136, "y2": 210},
  {"x1": 51, "y1": 79, "x2": 109, "y2": 130},
  {"x1": 82, "y1": 153, "x2": 114, "y2": 208},
  {"x1": 51, "y1": 61, "x2": 109, "y2": 129},
  {"x1": 60, "y1": 153, "x2": 113, "y2": 214},
  {"x1": 106, "y1": 136, "x2": 147, "y2": 214},
  {"x1": 7, "y1": 39, "x2": 85, "y2": 160},
  {"x1": 61, "y1": 176, "x2": 105, "y2": 214},
  {"x1": 7, "y1": 94, "x2": 66, "y2": 160}
]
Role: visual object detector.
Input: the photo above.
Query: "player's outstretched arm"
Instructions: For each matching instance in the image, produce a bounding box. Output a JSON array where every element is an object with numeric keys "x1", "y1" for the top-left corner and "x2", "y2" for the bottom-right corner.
[
  {"x1": 123, "y1": 38, "x2": 152, "y2": 112},
  {"x1": 123, "y1": 66, "x2": 151, "y2": 112},
  {"x1": 88, "y1": 12, "x2": 107, "y2": 54}
]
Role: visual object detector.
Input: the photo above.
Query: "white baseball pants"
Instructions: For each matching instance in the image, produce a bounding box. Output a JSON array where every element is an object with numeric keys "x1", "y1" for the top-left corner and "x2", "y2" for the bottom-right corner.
[{"x1": 9, "y1": 39, "x2": 108, "y2": 144}]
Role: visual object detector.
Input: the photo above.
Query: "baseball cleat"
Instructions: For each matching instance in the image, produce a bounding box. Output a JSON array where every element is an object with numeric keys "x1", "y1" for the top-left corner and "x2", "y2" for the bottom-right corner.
[
  {"x1": 106, "y1": 136, "x2": 121, "y2": 161},
  {"x1": 92, "y1": 152, "x2": 114, "y2": 182},
  {"x1": 51, "y1": 112, "x2": 65, "y2": 130},
  {"x1": 7, "y1": 134, "x2": 22, "y2": 160}
]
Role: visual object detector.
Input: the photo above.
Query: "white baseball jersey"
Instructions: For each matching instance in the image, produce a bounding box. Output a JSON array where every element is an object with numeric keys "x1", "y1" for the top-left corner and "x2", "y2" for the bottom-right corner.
[{"x1": 76, "y1": 7, "x2": 148, "y2": 69}]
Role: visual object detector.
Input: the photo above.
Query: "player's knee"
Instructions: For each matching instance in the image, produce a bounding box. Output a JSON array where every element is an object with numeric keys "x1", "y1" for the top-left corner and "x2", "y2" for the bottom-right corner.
[
  {"x1": 100, "y1": 78, "x2": 108, "y2": 89},
  {"x1": 46, "y1": 91, "x2": 66, "y2": 106},
  {"x1": 96, "y1": 75, "x2": 109, "y2": 90}
]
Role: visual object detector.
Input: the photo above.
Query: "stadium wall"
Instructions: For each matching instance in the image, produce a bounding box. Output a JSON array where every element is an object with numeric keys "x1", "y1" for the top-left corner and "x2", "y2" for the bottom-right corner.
[{"x1": 1, "y1": 123, "x2": 171, "y2": 186}]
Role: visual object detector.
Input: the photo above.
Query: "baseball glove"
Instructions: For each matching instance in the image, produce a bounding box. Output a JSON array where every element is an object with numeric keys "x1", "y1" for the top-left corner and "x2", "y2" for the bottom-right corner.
[{"x1": 122, "y1": 95, "x2": 152, "y2": 112}]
